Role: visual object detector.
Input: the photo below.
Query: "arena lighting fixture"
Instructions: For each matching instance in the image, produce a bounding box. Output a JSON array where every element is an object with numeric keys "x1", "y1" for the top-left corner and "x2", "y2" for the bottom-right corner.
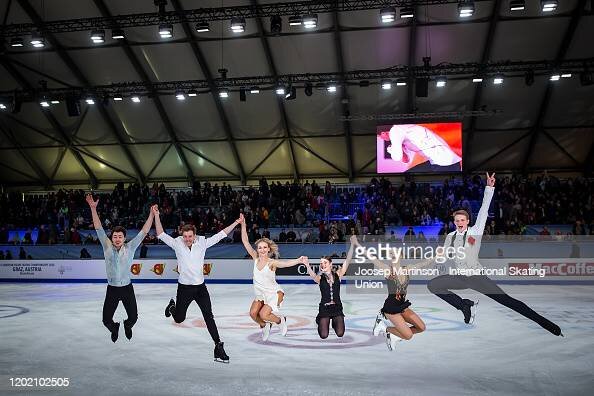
[
  {"x1": 509, "y1": 0, "x2": 525, "y2": 11},
  {"x1": 85, "y1": 97, "x2": 95, "y2": 105},
  {"x1": 276, "y1": 85, "x2": 286, "y2": 95},
  {"x1": 90, "y1": 29, "x2": 105, "y2": 43},
  {"x1": 39, "y1": 98, "x2": 50, "y2": 107},
  {"x1": 188, "y1": 90, "x2": 198, "y2": 97},
  {"x1": 51, "y1": 100, "x2": 60, "y2": 104},
  {"x1": 285, "y1": 86, "x2": 297, "y2": 100},
  {"x1": 0, "y1": 103, "x2": 6, "y2": 110},
  {"x1": 396, "y1": 80, "x2": 407, "y2": 86},
  {"x1": 550, "y1": 73, "x2": 561, "y2": 81},
  {"x1": 219, "y1": 89, "x2": 229, "y2": 98},
  {"x1": 381, "y1": 80, "x2": 392, "y2": 90},
  {"x1": 289, "y1": 15, "x2": 302, "y2": 26},
  {"x1": 541, "y1": 0, "x2": 557, "y2": 12},
  {"x1": 196, "y1": 21, "x2": 210, "y2": 33},
  {"x1": 30, "y1": 32, "x2": 45, "y2": 47},
  {"x1": 270, "y1": 15, "x2": 282, "y2": 34},
  {"x1": 302, "y1": 14, "x2": 318, "y2": 29},
  {"x1": 111, "y1": 29, "x2": 125, "y2": 39},
  {"x1": 436, "y1": 76, "x2": 447, "y2": 87},
  {"x1": 231, "y1": 17, "x2": 246, "y2": 33},
  {"x1": 113, "y1": 95, "x2": 123, "y2": 101},
  {"x1": 250, "y1": 86, "x2": 260, "y2": 94},
  {"x1": 131, "y1": 95, "x2": 141, "y2": 103},
  {"x1": 380, "y1": 7, "x2": 396, "y2": 23},
  {"x1": 10, "y1": 37, "x2": 24, "y2": 47},
  {"x1": 458, "y1": 1, "x2": 475, "y2": 17},
  {"x1": 175, "y1": 91, "x2": 186, "y2": 100},
  {"x1": 561, "y1": 73, "x2": 572, "y2": 78},
  {"x1": 493, "y1": 74, "x2": 504, "y2": 85},
  {"x1": 472, "y1": 77, "x2": 483, "y2": 82},
  {"x1": 400, "y1": 7, "x2": 414, "y2": 19},
  {"x1": 327, "y1": 83, "x2": 337, "y2": 92},
  {"x1": 158, "y1": 23, "x2": 173, "y2": 38}
]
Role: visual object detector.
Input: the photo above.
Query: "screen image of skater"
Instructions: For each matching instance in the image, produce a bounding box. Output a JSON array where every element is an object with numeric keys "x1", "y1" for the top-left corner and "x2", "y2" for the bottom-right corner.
[{"x1": 376, "y1": 122, "x2": 462, "y2": 173}]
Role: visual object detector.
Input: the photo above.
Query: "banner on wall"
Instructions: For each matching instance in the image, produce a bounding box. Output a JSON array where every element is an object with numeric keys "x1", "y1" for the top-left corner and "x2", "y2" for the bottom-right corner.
[{"x1": 0, "y1": 259, "x2": 593, "y2": 282}]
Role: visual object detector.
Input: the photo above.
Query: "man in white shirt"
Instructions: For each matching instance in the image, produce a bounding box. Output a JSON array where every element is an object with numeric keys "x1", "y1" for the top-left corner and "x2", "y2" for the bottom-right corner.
[
  {"x1": 153, "y1": 206, "x2": 240, "y2": 362},
  {"x1": 427, "y1": 173, "x2": 562, "y2": 336}
]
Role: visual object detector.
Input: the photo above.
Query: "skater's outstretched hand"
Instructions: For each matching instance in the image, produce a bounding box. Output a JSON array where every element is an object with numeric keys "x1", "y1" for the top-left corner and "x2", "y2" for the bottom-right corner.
[
  {"x1": 486, "y1": 172, "x2": 496, "y2": 187},
  {"x1": 151, "y1": 204, "x2": 159, "y2": 216},
  {"x1": 238, "y1": 213, "x2": 245, "y2": 225},
  {"x1": 86, "y1": 194, "x2": 99, "y2": 209}
]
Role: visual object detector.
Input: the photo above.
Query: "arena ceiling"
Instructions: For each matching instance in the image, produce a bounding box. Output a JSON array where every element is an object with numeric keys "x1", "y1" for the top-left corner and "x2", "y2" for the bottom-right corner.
[{"x1": 0, "y1": 0, "x2": 593, "y2": 188}]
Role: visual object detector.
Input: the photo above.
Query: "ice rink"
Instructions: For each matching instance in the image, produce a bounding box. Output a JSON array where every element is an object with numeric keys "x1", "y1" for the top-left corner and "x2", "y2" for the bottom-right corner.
[{"x1": 1, "y1": 282, "x2": 593, "y2": 396}]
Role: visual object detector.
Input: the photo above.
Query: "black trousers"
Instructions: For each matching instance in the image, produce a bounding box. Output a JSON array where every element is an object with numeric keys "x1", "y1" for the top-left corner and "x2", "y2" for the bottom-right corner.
[
  {"x1": 171, "y1": 283, "x2": 220, "y2": 344},
  {"x1": 427, "y1": 275, "x2": 560, "y2": 334},
  {"x1": 103, "y1": 283, "x2": 137, "y2": 333}
]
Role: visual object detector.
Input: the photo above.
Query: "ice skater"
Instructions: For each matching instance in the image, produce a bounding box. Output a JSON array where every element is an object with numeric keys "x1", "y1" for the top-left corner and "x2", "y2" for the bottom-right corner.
[
  {"x1": 239, "y1": 213, "x2": 305, "y2": 341},
  {"x1": 427, "y1": 173, "x2": 563, "y2": 336},
  {"x1": 86, "y1": 194, "x2": 155, "y2": 343},
  {"x1": 302, "y1": 235, "x2": 357, "y2": 339},
  {"x1": 153, "y1": 205, "x2": 239, "y2": 363},
  {"x1": 353, "y1": 237, "x2": 428, "y2": 350}
]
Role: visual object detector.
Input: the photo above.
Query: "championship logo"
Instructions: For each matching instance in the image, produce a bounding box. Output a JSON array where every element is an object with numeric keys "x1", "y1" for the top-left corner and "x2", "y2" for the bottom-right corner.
[
  {"x1": 203, "y1": 263, "x2": 212, "y2": 276},
  {"x1": 150, "y1": 263, "x2": 165, "y2": 276},
  {"x1": 130, "y1": 263, "x2": 142, "y2": 275}
]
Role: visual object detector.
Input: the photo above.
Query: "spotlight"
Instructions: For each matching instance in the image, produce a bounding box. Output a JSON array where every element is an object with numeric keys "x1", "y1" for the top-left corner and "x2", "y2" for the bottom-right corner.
[
  {"x1": 304, "y1": 82, "x2": 313, "y2": 96},
  {"x1": 472, "y1": 77, "x2": 483, "y2": 83},
  {"x1": 285, "y1": 86, "x2": 297, "y2": 100},
  {"x1": 550, "y1": 73, "x2": 561, "y2": 81},
  {"x1": 39, "y1": 98, "x2": 50, "y2": 107},
  {"x1": 436, "y1": 76, "x2": 447, "y2": 87},
  {"x1": 509, "y1": 0, "x2": 525, "y2": 11},
  {"x1": 458, "y1": 1, "x2": 475, "y2": 17},
  {"x1": 231, "y1": 17, "x2": 246, "y2": 33},
  {"x1": 112, "y1": 29, "x2": 125, "y2": 40},
  {"x1": 240, "y1": 87, "x2": 246, "y2": 102},
  {"x1": 541, "y1": 0, "x2": 557, "y2": 12},
  {"x1": 493, "y1": 75, "x2": 504, "y2": 85},
  {"x1": 219, "y1": 89, "x2": 229, "y2": 98},
  {"x1": 289, "y1": 16, "x2": 302, "y2": 26},
  {"x1": 396, "y1": 80, "x2": 407, "y2": 86},
  {"x1": 250, "y1": 86, "x2": 260, "y2": 94},
  {"x1": 303, "y1": 14, "x2": 318, "y2": 29},
  {"x1": 30, "y1": 32, "x2": 45, "y2": 47},
  {"x1": 381, "y1": 80, "x2": 392, "y2": 90},
  {"x1": 270, "y1": 15, "x2": 282, "y2": 34},
  {"x1": 90, "y1": 29, "x2": 105, "y2": 43},
  {"x1": 175, "y1": 91, "x2": 186, "y2": 100},
  {"x1": 188, "y1": 90, "x2": 197, "y2": 97},
  {"x1": 0, "y1": 104, "x2": 6, "y2": 110},
  {"x1": 196, "y1": 21, "x2": 210, "y2": 33},
  {"x1": 158, "y1": 23, "x2": 173, "y2": 38},
  {"x1": 380, "y1": 7, "x2": 396, "y2": 23},
  {"x1": 51, "y1": 100, "x2": 60, "y2": 104},
  {"x1": 10, "y1": 37, "x2": 24, "y2": 47},
  {"x1": 113, "y1": 95, "x2": 123, "y2": 101},
  {"x1": 327, "y1": 83, "x2": 337, "y2": 93},
  {"x1": 561, "y1": 73, "x2": 572, "y2": 78},
  {"x1": 131, "y1": 95, "x2": 140, "y2": 103},
  {"x1": 400, "y1": 7, "x2": 414, "y2": 19},
  {"x1": 85, "y1": 97, "x2": 95, "y2": 105},
  {"x1": 276, "y1": 85, "x2": 286, "y2": 95},
  {"x1": 525, "y1": 70, "x2": 535, "y2": 86}
]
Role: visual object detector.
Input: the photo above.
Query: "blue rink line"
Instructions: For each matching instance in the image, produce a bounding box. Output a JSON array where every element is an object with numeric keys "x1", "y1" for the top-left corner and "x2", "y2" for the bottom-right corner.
[{"x1": 1, "y1": 279, "x2": 594, "y2": 285}]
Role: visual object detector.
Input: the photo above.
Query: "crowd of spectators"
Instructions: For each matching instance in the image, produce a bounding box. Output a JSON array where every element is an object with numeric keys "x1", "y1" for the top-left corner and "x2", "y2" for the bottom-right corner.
[{"x1": 0, "y1": 173, "x2": 592, "y2": 246}]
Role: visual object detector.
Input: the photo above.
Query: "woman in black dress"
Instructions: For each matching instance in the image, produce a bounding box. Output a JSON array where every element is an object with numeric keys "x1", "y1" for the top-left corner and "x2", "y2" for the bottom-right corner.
[{"x1": 303, "y1": 235, "x2": 356, "y2": 339}]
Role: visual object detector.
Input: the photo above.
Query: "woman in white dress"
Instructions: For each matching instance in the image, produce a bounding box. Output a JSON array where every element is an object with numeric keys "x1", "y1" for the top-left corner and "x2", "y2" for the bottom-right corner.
[{"x1": 239, "y1": 214, "x2": 306, "y2": 341}]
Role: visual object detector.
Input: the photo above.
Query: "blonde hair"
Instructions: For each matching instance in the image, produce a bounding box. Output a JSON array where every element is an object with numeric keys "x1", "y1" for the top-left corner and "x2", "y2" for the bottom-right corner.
[{"x1": 254, "y1": 237, "x2": 279, "y2": 258}]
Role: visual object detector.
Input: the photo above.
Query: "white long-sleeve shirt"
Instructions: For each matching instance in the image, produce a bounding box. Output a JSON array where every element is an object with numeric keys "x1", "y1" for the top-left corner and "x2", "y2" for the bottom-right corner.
[
  {"x1": 158, "y1": 231, "x2": 227, "y2": 285},
  {"x1": 444, "y1": 186, "x2": 494, "y2": 270}
]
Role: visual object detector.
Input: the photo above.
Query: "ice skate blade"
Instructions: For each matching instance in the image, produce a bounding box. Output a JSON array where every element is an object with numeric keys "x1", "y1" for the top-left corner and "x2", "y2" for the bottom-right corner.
[{"x1": 214, "y1": 358, "x2": 230, "y2": 364}]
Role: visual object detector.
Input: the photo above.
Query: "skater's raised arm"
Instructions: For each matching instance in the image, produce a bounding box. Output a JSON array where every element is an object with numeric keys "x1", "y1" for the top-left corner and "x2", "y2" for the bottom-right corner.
[
  {"x1": 272, "y1": 256, "x2": 306, "y2": 269},
  {"x1": 337, "y1": 235, "x2": 357, "y2": 278},
  {"x1": 204, "y1": 217, "x2": 240, "y2": 249},
  {"x1": 86, "y1": 194, "x2": 102, "y2": 230},
  {"x1": 127, "y1": 205, "x2": 155, "y2": 251},
  {"x1": 239, "y1": 214, "x2": 257, "y2": 260},
  {"x1": 471, "y1": 172, "x2": 496, "y2": 235},
  {"x1": 303, "y1": 257, "x2": 321, "y2": 284},
  {"x1": 154, "y1": 206, "x2": 176, "y2": 248}
]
